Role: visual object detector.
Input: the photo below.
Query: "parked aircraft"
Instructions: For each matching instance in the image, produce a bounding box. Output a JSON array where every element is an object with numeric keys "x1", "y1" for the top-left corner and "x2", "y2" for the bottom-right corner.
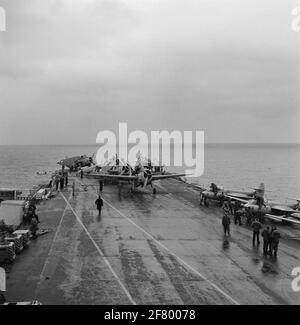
[
  {"x1": 226, "y1": 189, "x2": 300, "y2": 225},
  {"x1": 85, "y1": 157, "x2": 186, "y2": 194},
  {"x1": 198, "y1": 183, "x2": 256, "y2": 207},
  {"x1": 58, "y1": 155, "x2": 94, "y2": 171}
]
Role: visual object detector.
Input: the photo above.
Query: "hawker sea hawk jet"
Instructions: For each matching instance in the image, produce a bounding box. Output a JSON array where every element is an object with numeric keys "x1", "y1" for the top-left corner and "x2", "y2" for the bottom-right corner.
[{"x1": 225, "y1": 185, "x2": 300, "y2": 225}]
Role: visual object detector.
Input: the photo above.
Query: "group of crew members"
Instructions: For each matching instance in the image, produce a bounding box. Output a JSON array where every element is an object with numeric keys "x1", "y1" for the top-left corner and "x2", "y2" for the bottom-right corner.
[
  {"x1": 222, "y1": 203, "x2": 281, "y2": 257},
  {"x1": 50, "y1": 170, "x2": 69, "y2": 191}
]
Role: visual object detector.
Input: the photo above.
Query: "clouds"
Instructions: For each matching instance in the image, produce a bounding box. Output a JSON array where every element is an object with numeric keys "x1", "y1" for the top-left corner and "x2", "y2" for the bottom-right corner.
[{"x1": 0, "y1": 0, "x2": 299, "y2": 144}]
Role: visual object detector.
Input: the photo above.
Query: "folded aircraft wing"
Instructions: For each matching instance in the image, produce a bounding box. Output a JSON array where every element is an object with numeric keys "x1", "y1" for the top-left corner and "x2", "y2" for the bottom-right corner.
[
  {"x1": 151, "y1": 173, "x2": 187, "y2": 181},
  {"x1": 227, "y1": 192, "x2": 254, "y2": 200},
  {"x1": 224, "y1": 195, "x2": 250, "y2": 204},
  {"x1": 86, "y1": 173, "x2": 137, "y2": 181},
  {"x1": 271, "y1": 205, "x2": 297, "y2": 213},
  {"x1": 265, "y1": 214, "x2": 300, "y2": 225}
]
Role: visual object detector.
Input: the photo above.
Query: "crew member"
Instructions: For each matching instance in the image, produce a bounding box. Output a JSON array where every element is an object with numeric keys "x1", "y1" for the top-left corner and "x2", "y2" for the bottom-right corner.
[
  {"x1": 0, "y1": 291, "x2": 5, "y2": 304},
  {"x1": 211, "y1": 183, "x2": 218, "y2": 196},
  {"x1": 55, "y1": 175, "x2": 59, "y2": 191},
  {"x1": 29, "y1": 201, "x2": 36, "y2": 216},
  {"x1": 59, "y1": 175, "x2": 64, "y2": 190},
  {"x1": 219, "y1": 193, "x2": 225, "y2": 207},
  {"x1": 30, "y1": 217, "x2": 39, "y2": 240},
  {"x1": 95, "y1": 195, "x2": 104, "y2": 217},
  {"x1": 72, "y1": 182, "x2": 76, "y2": 198},
  {"x1": 64, "y1": 172, "x2": 68, "y2": 188},
  {"x1": 261, "y1": 226, "x2": 271, "y2": 254},
  {"x1": 0, "y1": 220, "x2": 7, "y2": 232},
  {"x1": 222, "y1": 201, "x2": 230, "y2": 214},
  {"x1": 270, "y1": 227, "x2": 281, "y2": 257},
  {"x1": 233, "y1": 201, "x2": 242, "y2": 225},
  {"x1": 245, "y1": 207, "x2": 253, "y2": 225},
  {"x1": 228, "y1": 198, "x2": 233, "y2": 214},
  {"x1": 222, "y1": 212, "x2": 231, "y2": 236},
  {"x1": 256, "y1": 195, "x2": 264, "y2": 210},
  {"x1": 251, "y1": 218, "x2": 262, "y2": 246}
]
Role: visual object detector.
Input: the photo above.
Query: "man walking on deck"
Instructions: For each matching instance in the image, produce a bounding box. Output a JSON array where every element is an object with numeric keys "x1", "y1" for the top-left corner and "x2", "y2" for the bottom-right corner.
[
  {"x1": 59, "y1": 175, "x2": 64, "y2": 191},
  {"x1": 251, "y1": 218, "x2": 262, "y2": 246},
  {"x1": 234, "y1": 200, "x2": 242, "y2": 225},
  {"x1": 270, "y1": 227, "x2": 281, "y2": 257},
  {"x1": 261, "y1": 226, "x2": 271, "y2": 254},
  {"x1": 64, "y1": 172, "x2": 68, "y2": 188},
  {"x1": 222, "y1": 212, "x2": 231, "y2": 236},
  {"x1": 55, "y1": 175, "x2": 59, "y2": 191},
  {"x1": 95, "y1": 195, "x2": 103, "y2": 217}
]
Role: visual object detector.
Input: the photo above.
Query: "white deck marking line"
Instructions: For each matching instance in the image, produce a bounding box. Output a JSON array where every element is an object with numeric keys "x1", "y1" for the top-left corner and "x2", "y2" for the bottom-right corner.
[
  {"x1": 34, "y1": 193, "x2": 71, "y2": 300},
  {"x1": 102, "y1": 196, "x2": 240, "y2": 306},
  {"x1": 60, "y1": 192, "x2": 136, "y2": 305}
]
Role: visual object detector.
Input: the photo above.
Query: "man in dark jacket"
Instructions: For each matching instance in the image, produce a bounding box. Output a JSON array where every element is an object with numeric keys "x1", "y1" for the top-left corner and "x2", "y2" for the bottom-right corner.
[
  {"x1": 251, "y1": 218, "x2": 262, "y2": 246},
  {"x1": 245, "y1": 207, "x2": 253, "y2": 226},
  {"x1": 270, "y1": 227, "x2": 281, "y2": 257},
  {"x1": 95, "y1": 195, "x2": 104, "y2": 216},
  {"x1": 30, "y1": 217, "x2": 39, "y2": 240},
  {"x1": 222, "y1": 213, "x2": 231, "y2": 236},
  {"x1": 64, "y1": 172, "x2": 68, "y2": 188},
  {"x1": 59, "y1": 175, "x2": 64, "y2": 191},
  {"x1": 233, "y1": 201, "x2": 242, "y2": 225},
  {"x1": 55, "y1": 175, "x2": 59, "y2": 191},
  {"x1": 227, "y1": 198, "x2": 233, "y2": 215},
  {"x1": 261, "y1": 226, "x2": 271, "y2": 254}
]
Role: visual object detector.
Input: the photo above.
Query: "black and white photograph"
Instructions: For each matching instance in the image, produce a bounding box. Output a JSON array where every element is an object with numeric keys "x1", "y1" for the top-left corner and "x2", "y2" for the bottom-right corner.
[{"x1": 0, "y1": 0, "x2": 300, "y2": 309}]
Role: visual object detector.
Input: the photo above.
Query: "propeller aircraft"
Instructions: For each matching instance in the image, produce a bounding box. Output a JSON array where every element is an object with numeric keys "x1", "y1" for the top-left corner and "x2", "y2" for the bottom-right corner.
[
  {"x1": 58, "y1": 155, "x2": 94, "y2": 171},
  {"x1": 85, "y1": 155, "x2": 187, "y2": 194}
]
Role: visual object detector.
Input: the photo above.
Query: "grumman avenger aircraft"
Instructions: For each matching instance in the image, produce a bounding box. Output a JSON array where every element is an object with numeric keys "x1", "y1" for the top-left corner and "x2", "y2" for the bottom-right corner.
[
  {"x1": 226, "y1": 185, "x2": 300, "y2": 225},
  {"x1": 81, "y1": 154, "x2": 132, "y2": 176},
  {"x1": 58, "y1": 155, "x2": 94, "y2": 171},
  {"x1": 85, "y1": 155, "x2": 187, "y2": 194}
]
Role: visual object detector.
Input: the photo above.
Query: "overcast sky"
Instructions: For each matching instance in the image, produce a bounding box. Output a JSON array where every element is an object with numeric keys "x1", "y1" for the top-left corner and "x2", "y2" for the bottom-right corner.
[{"x1": 0, "y1": 0, "x2": 299, "y2": 144}]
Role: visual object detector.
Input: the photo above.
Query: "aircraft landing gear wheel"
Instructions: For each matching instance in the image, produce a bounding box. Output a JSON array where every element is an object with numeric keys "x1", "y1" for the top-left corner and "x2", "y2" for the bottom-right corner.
[{"x1": 153, "y1": 188, "x2": 157, "y2": 194}]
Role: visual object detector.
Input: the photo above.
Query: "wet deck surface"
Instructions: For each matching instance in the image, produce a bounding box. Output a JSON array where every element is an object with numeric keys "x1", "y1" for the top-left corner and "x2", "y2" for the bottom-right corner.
[{"x1": 5, "y1": 178, "x2": 300, "y2": 305}]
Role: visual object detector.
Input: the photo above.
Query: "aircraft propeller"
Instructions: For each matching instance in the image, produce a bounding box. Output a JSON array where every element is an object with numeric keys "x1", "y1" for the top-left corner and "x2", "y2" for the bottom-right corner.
[{"x1": 143, "y1": 170, "x2": 152, "y2": 189}]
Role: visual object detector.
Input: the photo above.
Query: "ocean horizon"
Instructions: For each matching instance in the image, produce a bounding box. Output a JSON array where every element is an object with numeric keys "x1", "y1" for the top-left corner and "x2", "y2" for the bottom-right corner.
[{"x1": 0, "y1": 143, "x2": 299, "y2": 203}]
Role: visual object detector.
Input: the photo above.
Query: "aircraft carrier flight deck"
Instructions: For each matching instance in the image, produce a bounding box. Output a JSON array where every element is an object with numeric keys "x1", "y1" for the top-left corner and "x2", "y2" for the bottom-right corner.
[{"x1": 5, "y1": 177, "x2": 300, "y2": 305}]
